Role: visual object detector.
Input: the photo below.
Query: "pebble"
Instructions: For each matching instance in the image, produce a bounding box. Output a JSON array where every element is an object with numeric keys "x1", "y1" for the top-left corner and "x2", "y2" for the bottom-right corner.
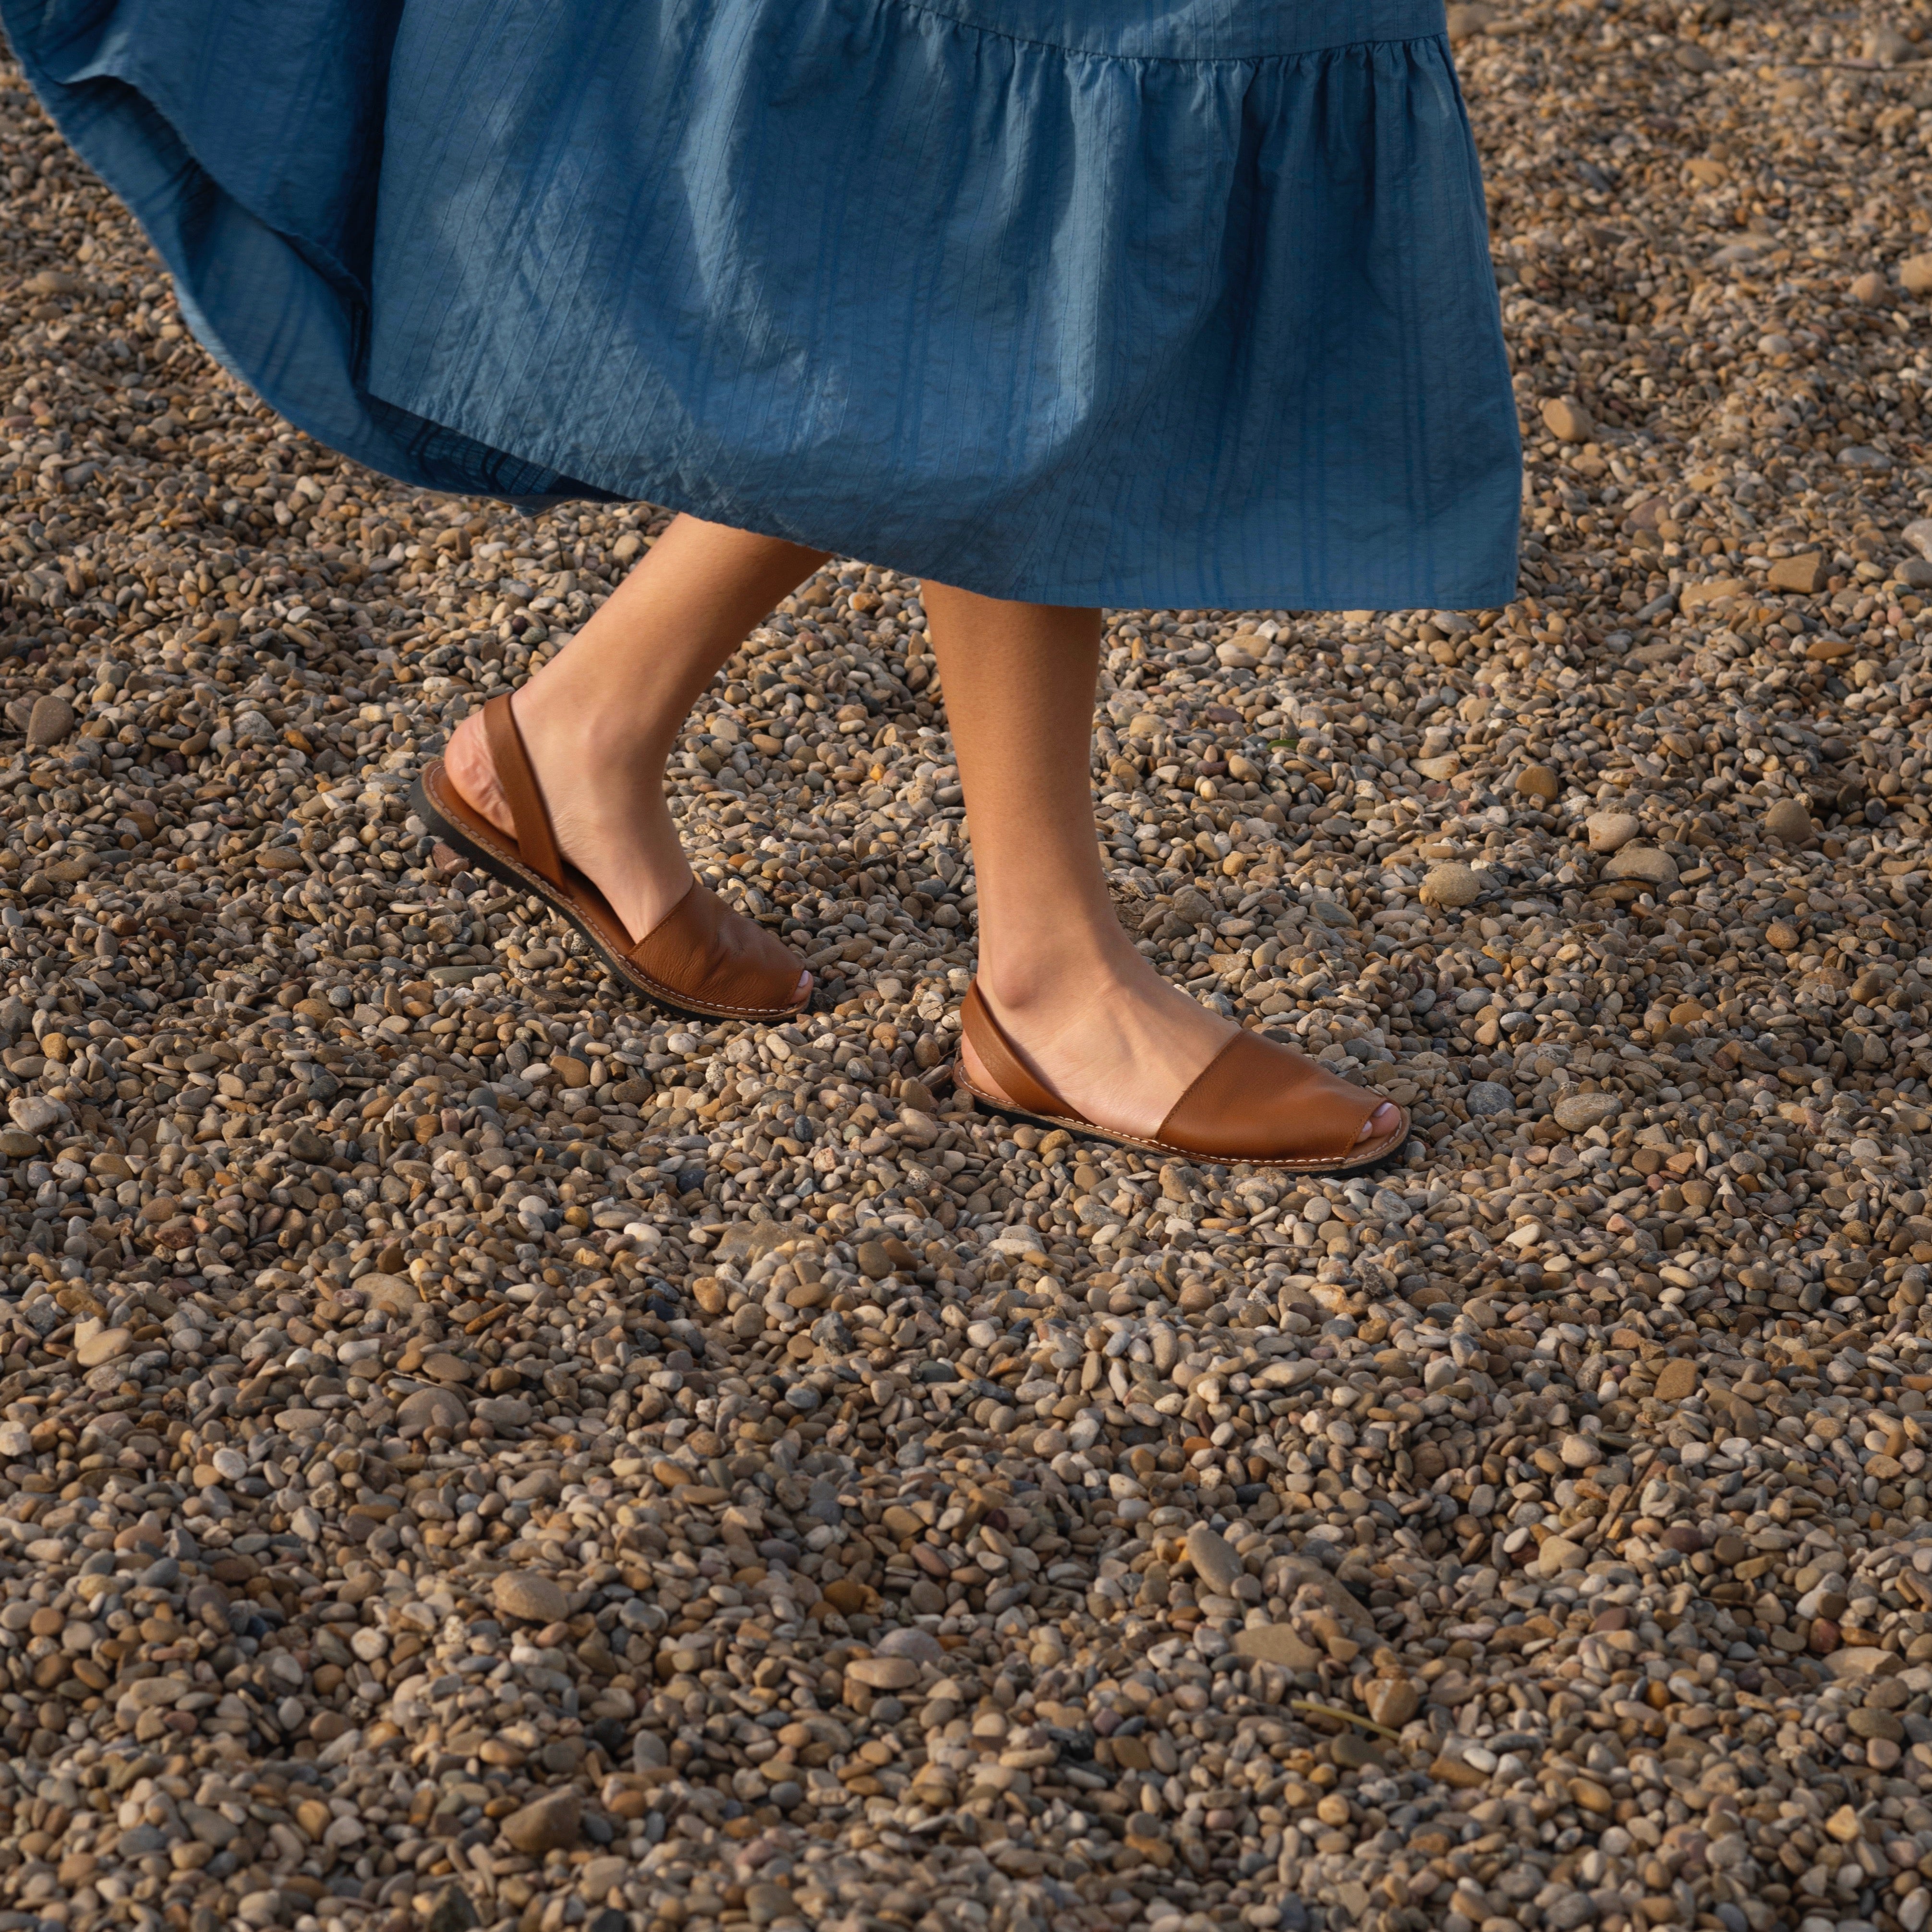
[
  {"x1": 1763, "y1": 798, "x2": 1817, "y2": 842},
  {"x1": 493, "y1": 1571, "x2": 569, "y2": 1623},
  {"x1": 1551, "y1": 1090, "x2": 1620, "y2": 1132},
  {"x1": 1231, "y1": 1624, "x2": 1324, "y2": 1670},
  {"x1": 501, "y1": 1790, "x2": 580, "y2": 1856},
  {"x1": 1900, "y1": 252, "x2": 1932, "y2": 296},
  {"x1": 1183, "y1": 1521, "x2": 1244, "y2": 1595},
  {"x1": 1603, "y1": 843, "x2": 1680, "y2": 889},
  {"x1": 0, "y1": 12, "x2": 1931, "y2": 1932},
  {"x1": 1420, "y1": 859, "x2": 1481, "y2": 907},
  {"x1": 845, "y1": 1654, "x2": 919, "y2": 1690},
  {"x1": 1540, "y1": 397, "x2": 1594, "y2": 442},
  {"x1": 1585, "y1": 810, "x2": 1641, "y2": 853},
  {"x1": 24, "y1": 694, "x2": 72, "y2": 748}
]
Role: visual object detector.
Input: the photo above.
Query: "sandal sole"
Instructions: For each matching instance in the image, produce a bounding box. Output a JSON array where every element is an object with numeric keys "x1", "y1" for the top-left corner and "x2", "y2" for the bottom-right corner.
[
  {"x1": 952, "y1": 1067, "x2": 1410, "y2": 1176},
  {"x1": 410, "y1": 769, "x2": 812, "y2": 1025}
]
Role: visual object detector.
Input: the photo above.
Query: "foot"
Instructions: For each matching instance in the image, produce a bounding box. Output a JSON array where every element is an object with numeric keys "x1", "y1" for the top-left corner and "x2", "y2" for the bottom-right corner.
[
  {"x1": 443, "y1": 691, "x2": 811, "y2": 1004},
  {"x1": 960, "y1": 963, "x2": 1401, "y2": 1149}
]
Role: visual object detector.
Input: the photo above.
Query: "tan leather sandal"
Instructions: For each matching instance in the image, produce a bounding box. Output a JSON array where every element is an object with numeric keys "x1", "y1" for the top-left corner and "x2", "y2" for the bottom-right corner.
[
  {"x1": 953, "y1": 981, "x2": 1409, "y2": 1172},
  {"x1": 411, "y1": 694, "x2": 811, "y2": 1023}
]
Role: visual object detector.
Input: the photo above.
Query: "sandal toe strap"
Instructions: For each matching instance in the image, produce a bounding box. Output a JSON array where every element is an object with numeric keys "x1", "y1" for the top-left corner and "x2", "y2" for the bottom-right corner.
[
  {"x1": 1158, "y1": 1030, "x2": 1387, "y2": 1163},
  {"x1": 630, "y1": 881, "x2": 803, "y2": 1014}
]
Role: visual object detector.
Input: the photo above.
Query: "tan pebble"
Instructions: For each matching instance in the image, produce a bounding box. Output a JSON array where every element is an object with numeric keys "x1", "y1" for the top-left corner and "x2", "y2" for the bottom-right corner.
[
  {"x1": 1654, "y1": 1359, "x2": 1699, "y2": 1402},
  {"x1": 493, "y1": 1572, "x2": 569, "y2": 1623},
  {"x1": 1535, "y1": 1534, "x2": 1584, "y2": 1577},
  {"x1": 1419, "y1": 861, "x2": 1480, "y2": 908},
  {"x1": 1766, "y1": 553, "x2": 1828, "y2": 594},
  {"x1": 1430, "y1": 1751, "x2": 1489, "y2": 1789},
  {"x1": 1825, "y1": 1803, "x2": 1864, "y2": 1844},
  {"x1": 1232, "y1": 1624, "x2": 1323, "y2": 1670},
  {"x1": 1602, "y1": 845, "x2": 1678, "y2": 890},
  {"x1": 1900, "y1": 253, "x2": 1932, "y2": 297},
  {"x1": 1678, "y1": 577, "x2": 1745, "y2": 618},
  {"x1": 1850, "y1": 271, "x2": 1890, "y2": 305},
  {"x1": 1540, "y1": 397, "x2": 1592, "y2": 442},
  {"x1": 1763, "y1": 799, "x2": 1814, "y2": 842},
  {"x1": 73, "y1": 1323, "x2": 132, "y2": 1368},
  {"x1": 846, "y1": 1655, "x2": 918, "y2": 1691},
  {"x1": 1584, "y1": 811, "x2": 1640, "y2": 853},
  {"x1": 1514, "y1": 764, "x2": 1559, "y2": 802}
]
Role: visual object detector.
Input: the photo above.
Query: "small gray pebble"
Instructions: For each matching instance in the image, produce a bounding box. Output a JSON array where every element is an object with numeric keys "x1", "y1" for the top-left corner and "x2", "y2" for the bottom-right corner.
[{"x1": 1464, "y1": 1080, "x2": 1515, "y2": 1117}]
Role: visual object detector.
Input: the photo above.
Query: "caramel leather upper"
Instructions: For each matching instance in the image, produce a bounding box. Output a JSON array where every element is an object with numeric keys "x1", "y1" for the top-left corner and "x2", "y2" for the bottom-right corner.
[
  {"x1": 960, "y1": 979, "x2": 1400, "y2": 1167},
  {"x1": 1155, "y1": 1026, "x2": 1383, "y2": 1163},
  {"x1": 629, "y1": 877, "x2": 809, "y2": 1018}
]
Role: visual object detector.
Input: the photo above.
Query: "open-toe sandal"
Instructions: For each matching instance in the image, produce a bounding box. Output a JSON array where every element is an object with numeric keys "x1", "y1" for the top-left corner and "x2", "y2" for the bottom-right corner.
[
  {"x1": 411, "y1": 693, "x2": 810, "y2": 1024},
  {"x1": 952, "y1": 980, "x2": 1409, "y2": 1173}
]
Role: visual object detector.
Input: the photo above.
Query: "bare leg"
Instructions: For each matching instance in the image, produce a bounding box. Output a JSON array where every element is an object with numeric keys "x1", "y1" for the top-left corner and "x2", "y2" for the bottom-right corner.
[
  {"x1": 926, "y1": 583, "x2": 1401, "y2": 1146},
  {"x1": 444, "y1": 514, "x2": 827, "y2": 982}
]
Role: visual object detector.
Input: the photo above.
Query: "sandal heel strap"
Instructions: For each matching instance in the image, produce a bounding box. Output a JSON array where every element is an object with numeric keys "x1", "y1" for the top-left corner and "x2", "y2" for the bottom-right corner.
[
  {"x1": 961, "y1": 983, "x2": 1082, "y2": 1122},
  {"x1": 483, "y1": 694, "x2": 565, "y2": 891}
]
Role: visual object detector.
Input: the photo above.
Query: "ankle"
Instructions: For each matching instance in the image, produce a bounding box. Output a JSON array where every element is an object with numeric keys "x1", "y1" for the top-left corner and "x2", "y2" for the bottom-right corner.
[
  {"x1": 506, "y1": 682, "x2": 676, "y2": 782},
  {"x1": 977, "y1": 943, "x2": 1139, "y2": 1018}
]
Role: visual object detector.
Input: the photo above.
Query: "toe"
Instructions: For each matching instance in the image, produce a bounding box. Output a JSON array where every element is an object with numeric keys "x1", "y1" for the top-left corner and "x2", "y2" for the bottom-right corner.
[{"x1": 1356, "y1": 1101, "x2": 1401, "y2": 1145}]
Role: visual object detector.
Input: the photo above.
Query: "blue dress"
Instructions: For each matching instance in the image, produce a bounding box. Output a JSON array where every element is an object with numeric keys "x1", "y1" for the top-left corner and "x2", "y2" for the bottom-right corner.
[{"x1": 2, "y1": 0, "x2": 1521, "y2": 610}]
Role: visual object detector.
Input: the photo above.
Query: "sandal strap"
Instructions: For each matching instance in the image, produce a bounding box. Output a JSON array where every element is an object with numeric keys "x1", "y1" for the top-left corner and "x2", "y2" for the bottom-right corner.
[
  {"x1": 961, "y1": 983, "x2": 1084, "y2": 1123},
  {"x1": 482, "y1": 694, "x2": 565, "y2": 891},
  {"x1": 1157, "y1": 1029, "x2": 1385, "y2": 1163},
  {"x1": 629, "y1": 878, "x2": 804, "y2": 1014}
]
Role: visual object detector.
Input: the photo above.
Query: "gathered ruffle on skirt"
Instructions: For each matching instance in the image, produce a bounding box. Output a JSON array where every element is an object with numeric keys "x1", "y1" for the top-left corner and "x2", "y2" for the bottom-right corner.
[{"x1": 2, "y1": 0, "x2": 1521, "y2": 609}]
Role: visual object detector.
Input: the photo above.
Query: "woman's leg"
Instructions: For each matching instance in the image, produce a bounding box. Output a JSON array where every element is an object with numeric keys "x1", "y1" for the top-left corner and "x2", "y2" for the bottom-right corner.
[
  {"x1": 444, "y1": 513, "x2": 828, "y2": 955},
  {"x1": 926, "y1": 582, "x2": 1401, "y2": 1146}
]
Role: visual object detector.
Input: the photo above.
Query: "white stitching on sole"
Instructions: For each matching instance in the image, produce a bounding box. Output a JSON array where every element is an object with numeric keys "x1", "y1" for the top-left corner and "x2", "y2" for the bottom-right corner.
[{"x1": 951, "y1": 1067, "x2": 1407, "y2": 1172}]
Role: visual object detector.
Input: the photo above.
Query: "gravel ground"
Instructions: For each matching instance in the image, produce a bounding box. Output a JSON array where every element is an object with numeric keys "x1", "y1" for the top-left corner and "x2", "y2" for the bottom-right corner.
[{"x1": 7, "y1": 6, "x2": 1932, "y2": 1932}]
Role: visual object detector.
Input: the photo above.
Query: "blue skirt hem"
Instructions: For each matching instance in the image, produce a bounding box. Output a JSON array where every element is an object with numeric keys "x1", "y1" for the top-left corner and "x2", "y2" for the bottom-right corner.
[{"x1": 2, "y1": 0, "x2": 1523, "y2": 611}]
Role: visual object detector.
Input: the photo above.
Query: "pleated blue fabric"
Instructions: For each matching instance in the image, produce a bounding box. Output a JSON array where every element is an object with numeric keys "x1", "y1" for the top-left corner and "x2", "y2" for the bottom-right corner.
[{"x1": 2, "y1": 0, "x2": 1521, "y2": 609}]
